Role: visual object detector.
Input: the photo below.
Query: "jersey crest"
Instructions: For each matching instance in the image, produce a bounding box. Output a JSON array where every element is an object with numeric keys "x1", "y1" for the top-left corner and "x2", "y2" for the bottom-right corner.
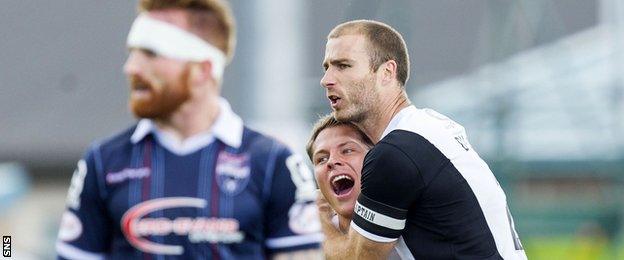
[{"x1": 215, "y1": 151, "x2": 251, "y2": 196}]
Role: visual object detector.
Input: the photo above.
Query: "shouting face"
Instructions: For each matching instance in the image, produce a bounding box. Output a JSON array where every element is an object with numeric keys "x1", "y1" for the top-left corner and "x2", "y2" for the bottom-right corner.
[{"x1": 311, "y1": 124, "x2": 370, "y2": 219}]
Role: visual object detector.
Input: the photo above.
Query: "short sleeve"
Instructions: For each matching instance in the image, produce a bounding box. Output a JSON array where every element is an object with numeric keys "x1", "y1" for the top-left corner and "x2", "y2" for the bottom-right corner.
[
  {"x1": 352, "y1": 142, "x2": 424, "y2": 242},
  {"x1": 263, "y1": 146, "x2": 322, "y2": 254},
  {"x1": 56, "y1": 146, "x2": 112, "y2": 260}
]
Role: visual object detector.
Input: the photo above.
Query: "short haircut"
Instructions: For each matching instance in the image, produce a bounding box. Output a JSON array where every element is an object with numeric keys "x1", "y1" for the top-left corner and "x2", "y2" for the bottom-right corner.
[
  {"x1": 139, "y1": 0, "x2": 236, "y2": 61},
  {"x1": 328, "y1": 20, "x2": 410, "y2": 87},
  {"x1": 306, "y1": 114, "x2": 374, "y2": 160}
]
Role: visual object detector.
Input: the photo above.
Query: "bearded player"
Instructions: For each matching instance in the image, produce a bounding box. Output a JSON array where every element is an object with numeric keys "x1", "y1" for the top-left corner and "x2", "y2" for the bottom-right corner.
[{"x1": 56, "y1": 0, "x2": 322, "y2": 259}]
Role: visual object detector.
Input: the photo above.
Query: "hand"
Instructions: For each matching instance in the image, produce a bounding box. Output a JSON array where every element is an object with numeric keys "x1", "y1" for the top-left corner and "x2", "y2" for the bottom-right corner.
[
  {"x1": 315, "y1": 189, "x2": 334, "y2": 223},
  {"x1": 315, "y1": 189, "x2": 330, "y2": 210}
]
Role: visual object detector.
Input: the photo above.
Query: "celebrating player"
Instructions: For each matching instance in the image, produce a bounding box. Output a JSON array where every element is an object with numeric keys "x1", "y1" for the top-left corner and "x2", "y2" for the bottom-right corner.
[
  {"x1": 307, "y1": 114, "x2": 408, "y2": 259},
  {"x1": 318, "y1": 19, "x2": 527, "y2": 259},
  {"x1": 306, "y1": 115, "x2": 372, "y2": 233},
  {"x1": 55, "y1": 0, "x2": 321, "y2": 259}
]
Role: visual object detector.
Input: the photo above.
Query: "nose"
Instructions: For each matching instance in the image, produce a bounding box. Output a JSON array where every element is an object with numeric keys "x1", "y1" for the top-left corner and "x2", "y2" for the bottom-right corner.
[
  {"x1": 320, "y1": 69, "x2": 335, "y2": 89},
  {"x1": 326, "y1": 154, "x2": 343, "y2": 170},
  {"x1": 123, "y1": 50, "x2": 143, "y2": 76}
]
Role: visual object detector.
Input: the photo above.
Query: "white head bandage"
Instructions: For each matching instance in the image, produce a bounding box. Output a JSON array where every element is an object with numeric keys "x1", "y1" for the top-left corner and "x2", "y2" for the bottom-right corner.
[{"x1": 127, "y1": 14, "x2": 227, "y2": 79}]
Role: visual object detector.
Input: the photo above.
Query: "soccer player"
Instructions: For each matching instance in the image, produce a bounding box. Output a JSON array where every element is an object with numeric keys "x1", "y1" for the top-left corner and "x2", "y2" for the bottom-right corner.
[
  {"x1": 55, "y1": 0, "x2": 322, "y2": 259},
  {"x1": 306, "y1": 115, "x2": 406, "y2": 259},
  {"x1": 318, "y1": 20, "x2": 527, "y2": 259},
  {"x1": 306, "y1": 115, "x2": 372, "y2": 234}
]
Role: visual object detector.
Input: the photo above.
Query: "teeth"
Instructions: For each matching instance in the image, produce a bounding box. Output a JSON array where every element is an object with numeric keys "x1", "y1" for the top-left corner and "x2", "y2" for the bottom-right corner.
[{"x1": 331, "y1": 174, "x2": 352, "y2": 185}]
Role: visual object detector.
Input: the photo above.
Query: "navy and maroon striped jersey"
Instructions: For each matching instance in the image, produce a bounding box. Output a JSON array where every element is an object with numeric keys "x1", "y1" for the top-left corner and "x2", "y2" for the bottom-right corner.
[{"x1": 57, "y1": 99, "x2": 321, "y2": 259}]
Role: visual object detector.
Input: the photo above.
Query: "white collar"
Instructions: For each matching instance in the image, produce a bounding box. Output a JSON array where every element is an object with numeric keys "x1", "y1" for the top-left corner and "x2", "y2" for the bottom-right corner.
[
  {"x1": 380, "y1": 105, "x2": 418, "y2": 140},
  {"x1": 130, "y1": 98, "x2": 244, "y2": 155}
]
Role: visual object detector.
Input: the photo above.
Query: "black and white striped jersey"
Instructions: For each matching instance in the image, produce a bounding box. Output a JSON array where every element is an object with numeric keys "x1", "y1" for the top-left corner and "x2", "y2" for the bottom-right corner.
[{"x1": 352, "y1": 106, "x2": 526, "y2": 260}]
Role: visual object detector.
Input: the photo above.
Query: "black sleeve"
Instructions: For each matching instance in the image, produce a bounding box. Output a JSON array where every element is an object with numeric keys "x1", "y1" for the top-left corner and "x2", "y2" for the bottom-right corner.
[{"x1": 351, "y1": 141, "x2": 424, "y2": 242}]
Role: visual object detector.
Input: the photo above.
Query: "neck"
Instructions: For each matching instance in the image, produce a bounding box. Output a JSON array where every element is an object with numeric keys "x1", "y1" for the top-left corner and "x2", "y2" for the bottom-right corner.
[
  {"x1": 154, "y1": 95, "x2": 220, "y2": 141},
  {"x1": 338, "y1": 215, "x2": 351, "y2": 233},
  {"x1": 357, "y1": 90, "x2": 410, "y2": 143}
]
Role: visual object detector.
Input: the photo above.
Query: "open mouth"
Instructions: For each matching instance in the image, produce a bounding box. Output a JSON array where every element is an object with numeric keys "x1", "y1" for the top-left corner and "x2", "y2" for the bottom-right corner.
[
  {"x1": 130, "y1": 76, "x2": 153, "y2": 92},
  {"x1": 330, "y1": 174, "x2": 354, "y2": 196},
  {"x1": 132, "y1": 82, "x2": 151, "y2": 91},
  {"x1": 134, "y1": 85, "x2": 149, "y2": 91},
  {"x1": 328, "y1": 95, "x2": 341, "y2": 105},
  {"x1": 130, "y1": 81, "x2": 154, "y2": 99}
]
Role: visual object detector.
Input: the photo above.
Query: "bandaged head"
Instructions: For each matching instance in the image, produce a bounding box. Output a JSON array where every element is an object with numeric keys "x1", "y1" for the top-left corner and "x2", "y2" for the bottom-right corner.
[{"x1": 127, "y1": 13, "x2": 227, "y2": 79}]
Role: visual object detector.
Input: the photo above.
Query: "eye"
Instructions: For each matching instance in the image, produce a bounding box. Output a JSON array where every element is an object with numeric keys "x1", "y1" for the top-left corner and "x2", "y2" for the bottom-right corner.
[
  {"x1": 338, "y1": 63, "x2": 350, "y2": 70},
  {"x1": 343, "y1": 148, "x2": 355, "y2": 154},
  {"x1": 141, "y1": 48, "x2": 158, "y2": 58},
  {"x1": 315, "y1": 156, "x2": 328, "y2": 165}
]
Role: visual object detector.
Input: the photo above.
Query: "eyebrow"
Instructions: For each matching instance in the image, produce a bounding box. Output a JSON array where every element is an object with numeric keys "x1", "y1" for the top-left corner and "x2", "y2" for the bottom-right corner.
[
  {"x1": 312, "y1": 140, "x2": 361, "y2": 159},
  {"x1": 128, "y1": 47, "x2": 157, "y2": 55},
  {"x1": 322, "y1": 58, "x2": 352, "y2": 69}
]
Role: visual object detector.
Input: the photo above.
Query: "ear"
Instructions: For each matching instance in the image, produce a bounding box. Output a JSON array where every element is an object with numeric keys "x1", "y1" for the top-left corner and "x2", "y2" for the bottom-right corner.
[
  {"x1": 189, "y1": 60, "x2": 215, "y2": 85},
  {"x1": 380, "y1": 60, "x2": 398, "y2": 86}
]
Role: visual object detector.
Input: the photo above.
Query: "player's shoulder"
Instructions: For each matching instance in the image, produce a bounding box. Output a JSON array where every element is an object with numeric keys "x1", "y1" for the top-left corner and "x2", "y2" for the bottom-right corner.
[
  {"x1": 377, "y1": 107, "x2": 449, "y2": 155},
  {"x1": 388, "y1": 107, "x2": 472, "y2": 158},
  {"x1": 391, "y1": 108, "x2": 465, "y2": 139},
  {"x1": 239, "y1": 126, "x2": 291, "y2": 157},
  {"x1": 378, "y1": 130, "x2": 430, "y2": 155},
  {"x1": 86, "y1": 124, "x2": 138, "y2": 158},
  {"x1": 364, "y1": 138, "x2": 417, "y2": 178}
]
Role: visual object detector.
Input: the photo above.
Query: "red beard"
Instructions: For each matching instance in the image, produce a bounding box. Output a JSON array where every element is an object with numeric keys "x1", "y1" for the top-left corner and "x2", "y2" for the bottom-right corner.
[{"x1": 128, "y1": 68, "x2": 191, "y2": 119}]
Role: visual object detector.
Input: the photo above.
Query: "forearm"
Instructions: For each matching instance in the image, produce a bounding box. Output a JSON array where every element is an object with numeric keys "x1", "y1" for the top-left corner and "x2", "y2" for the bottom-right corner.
[
  {"x1": 321, "y1": 215, "x2": 355, "y2": 260},
  {"x1": 315, "y1": 191, "x2": 393, "y2": 259},
  {"x1": 350, "y1": 229, "x2": 394, "y2": 260},
  {"x1": 323, "y1": 226, "x2": 392, "y2": 260}
]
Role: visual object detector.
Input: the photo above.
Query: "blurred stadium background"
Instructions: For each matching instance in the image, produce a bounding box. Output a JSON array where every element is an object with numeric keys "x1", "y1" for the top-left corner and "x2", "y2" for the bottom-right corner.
[{"x1": 1, "y1": 0, "x2": 623, "y2": 259}]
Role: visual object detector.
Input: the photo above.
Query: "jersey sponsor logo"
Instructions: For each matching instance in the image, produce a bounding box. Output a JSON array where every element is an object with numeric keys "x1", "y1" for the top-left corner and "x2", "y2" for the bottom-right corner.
[
  {"x1": 106, "y1": 167, "x2": 150, "y2": 184},
  {"x1": 288, "y1": 202, "x2": 321, "y2": 234},
  {"x1": 355, "y1": 203, "x2": 376, "y2": 223},
  {"x1": 121, "y1": 197, "x2": 244, "y2": 255},
  {"x1": 58, "y1": 211, "x2": 83, "y2": 242},
  {"x1": 215, "y1": 151, "x2": 251, "y2": 196},
  {"x1": 66, "y1": 160, "x2": 87, "y2": 210}
]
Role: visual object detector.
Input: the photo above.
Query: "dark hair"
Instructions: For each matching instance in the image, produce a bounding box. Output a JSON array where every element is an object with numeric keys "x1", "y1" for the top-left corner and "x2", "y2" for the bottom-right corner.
[{"x1": 306, "y1": 114, "x2": 374, "y2": 160}]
